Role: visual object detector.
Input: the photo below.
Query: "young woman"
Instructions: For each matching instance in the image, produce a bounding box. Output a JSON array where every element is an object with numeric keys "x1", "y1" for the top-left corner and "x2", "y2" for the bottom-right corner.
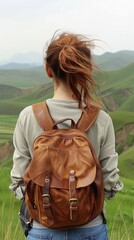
[{"x1": 9, "y1": 32, "x2": 122, "y2": 240}]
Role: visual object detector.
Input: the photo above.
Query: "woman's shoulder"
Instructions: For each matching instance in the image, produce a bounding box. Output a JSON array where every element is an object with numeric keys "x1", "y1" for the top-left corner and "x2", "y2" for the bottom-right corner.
[
  {"x1": 96, "y1": 109, "x2": 112, "y2": 127},
  {"x1": 17, "y1": 105, "x2": 36, "y2": 126},
  {"x1": 98, "y1": 109, "x2": 110, "y2": 119},
  {"x1": 17, "y1": 105, "x2": 42, "y2": 132},
  {"x1": 19, "y1": 105, "x2": 33, "y2": 118}
]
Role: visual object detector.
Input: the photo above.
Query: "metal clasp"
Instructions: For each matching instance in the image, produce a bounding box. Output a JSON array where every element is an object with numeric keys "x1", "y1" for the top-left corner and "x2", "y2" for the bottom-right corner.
[
  {"x1": 42, "y1": 193, "x2": 51, "y2": 199},
  {"x1": 69, "y1": 198, "x2": 78, "y2": 203}
]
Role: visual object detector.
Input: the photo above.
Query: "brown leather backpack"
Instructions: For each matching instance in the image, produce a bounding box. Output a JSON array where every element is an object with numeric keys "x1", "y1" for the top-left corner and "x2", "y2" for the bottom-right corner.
[{"x1": 24, "y1": 101, "x2": 104, "y2": 229}]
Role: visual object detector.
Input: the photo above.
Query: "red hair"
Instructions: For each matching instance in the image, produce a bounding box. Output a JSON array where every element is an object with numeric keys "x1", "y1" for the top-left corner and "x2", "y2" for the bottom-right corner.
[{"x1": 45, "y1": 32, "x2": 102, "y2": 109}]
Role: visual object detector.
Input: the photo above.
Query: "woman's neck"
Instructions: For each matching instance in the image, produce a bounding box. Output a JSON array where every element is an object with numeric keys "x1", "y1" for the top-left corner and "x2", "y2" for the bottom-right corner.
[{"x1": 52, "y1": 80, "x2": 74, "y2": 100}]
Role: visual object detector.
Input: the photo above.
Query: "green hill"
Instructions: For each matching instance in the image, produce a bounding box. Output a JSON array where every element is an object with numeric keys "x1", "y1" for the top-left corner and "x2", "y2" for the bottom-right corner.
[
  {"x1": 0, "y1": 66, "x2": 49, "y2": 88},
  {"x1": 0, "y1": 84, "x2": 30, "y2": 99},
  {"x1": 119, "y1": 147, "x2": 134, "y2": 180},
  {"x1": 0, "y1": 62, "x2": 134, "y2": 114},
  {"x1": 96, "y1": 63, "x2": 134, "y2": 111},
  {"x1": 0, "y1": 83, "x2": 53, "y2": 115},
  {"x1": 98, "y1": 62, "x2": 134, "y2": 90},
  {"x1": 109, "y1": 111, "x2": 134, "y2": 131},
  {"x1": 94, "y1": 50, "x2": 134, "y2": 71}
]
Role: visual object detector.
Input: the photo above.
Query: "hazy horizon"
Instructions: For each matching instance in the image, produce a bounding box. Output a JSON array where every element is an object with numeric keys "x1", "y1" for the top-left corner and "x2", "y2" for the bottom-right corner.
[
  {"x1": 0, "y1": 49, "x2": 134, "y2": 65},
  {"x1": 1, "y1": 0, "x2": 134, "y2": 61}
]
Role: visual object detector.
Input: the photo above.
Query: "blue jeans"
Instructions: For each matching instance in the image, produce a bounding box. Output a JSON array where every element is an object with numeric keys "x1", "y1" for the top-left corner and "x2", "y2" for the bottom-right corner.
[{"x1": 27, "y1": 223, "x2": 109, "y2": 240}]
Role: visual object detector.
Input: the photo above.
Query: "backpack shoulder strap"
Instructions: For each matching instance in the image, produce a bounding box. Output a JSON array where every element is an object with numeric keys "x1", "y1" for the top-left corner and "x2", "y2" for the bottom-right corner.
[
  {"x1": 32, "y1": 101, "x2": 54, "y2": 131},
  {"x1": 32, "y1": 101, "x2": 100, "y2": 132},
  {"x1": 77, "y1": 105, "x2": 100, "y2": 132}
]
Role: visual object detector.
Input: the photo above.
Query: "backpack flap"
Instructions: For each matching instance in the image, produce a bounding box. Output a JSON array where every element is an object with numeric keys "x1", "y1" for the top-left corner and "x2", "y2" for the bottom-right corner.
[{"x1": 25, "y1": 129, "x2": 97, "y2": 189}]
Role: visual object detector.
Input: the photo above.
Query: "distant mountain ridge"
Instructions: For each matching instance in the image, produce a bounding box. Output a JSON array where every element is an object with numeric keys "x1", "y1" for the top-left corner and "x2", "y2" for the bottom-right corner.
[
  {"x1": 0, "y1": 50, "x2": 134, "y2": 71},
  {"x1": 93, "y1": 50, "x2": 134, "y2": 70},
  {"x1": 0, "y1": 62, "x2": 36, "y2": 70},
  {"x1": 0, "y1": 51, "x2": 42, "y2": 68}
]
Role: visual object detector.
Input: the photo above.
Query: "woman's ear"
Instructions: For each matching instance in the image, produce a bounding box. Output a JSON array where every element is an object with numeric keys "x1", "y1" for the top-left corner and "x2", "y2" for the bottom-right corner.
[{"x1": 45, "y1": 64, "x2": 53, "y2": 78}]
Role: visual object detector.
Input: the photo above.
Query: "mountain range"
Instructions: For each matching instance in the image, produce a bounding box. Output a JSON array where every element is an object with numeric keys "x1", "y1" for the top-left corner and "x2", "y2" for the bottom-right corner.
[
  {"x1": 93, "y1": 50, "x2": 134, "y2": 70},
  {"x1": 0, "y1": 51, "x2": 42, "y2": 68},
  {"x1": 0, "y1": 50, "x2": 134, "y2": 71}
]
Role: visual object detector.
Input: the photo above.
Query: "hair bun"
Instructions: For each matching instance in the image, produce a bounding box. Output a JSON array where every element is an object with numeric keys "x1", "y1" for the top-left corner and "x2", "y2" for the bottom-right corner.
[{"x1": 63, "y1": 45, "x2": 70, "y2": 49}]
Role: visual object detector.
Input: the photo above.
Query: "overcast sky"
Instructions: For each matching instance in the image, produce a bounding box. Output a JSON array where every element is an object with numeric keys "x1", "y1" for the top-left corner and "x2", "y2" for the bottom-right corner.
[{"x1": 0, "y1": 0, "x2": 134, "y2": 61}]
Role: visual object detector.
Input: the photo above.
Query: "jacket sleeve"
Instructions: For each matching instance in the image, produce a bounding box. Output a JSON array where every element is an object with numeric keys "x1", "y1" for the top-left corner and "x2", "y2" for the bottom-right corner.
[
  {"x1": 9, "y1": 115, "x2": 31, "y2": 200},
  {"x1": 99, "y1": 115, "x2": 120, "y2": 198}
]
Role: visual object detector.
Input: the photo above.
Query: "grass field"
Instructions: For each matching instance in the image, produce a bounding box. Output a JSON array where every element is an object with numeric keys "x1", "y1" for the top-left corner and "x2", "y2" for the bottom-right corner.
[
  {"x1": 106, "y1": 177, "x2": 134, "y2": 240},
  {"x1": 0, "y1": 114, "x2": 134, "y2": 240},
  {"x1": 0, "y1": 115, "x2": 17, "y2": 145}
]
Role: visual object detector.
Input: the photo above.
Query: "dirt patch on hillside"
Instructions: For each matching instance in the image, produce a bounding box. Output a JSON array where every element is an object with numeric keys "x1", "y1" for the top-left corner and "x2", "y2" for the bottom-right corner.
[
  {"x1": 116, "y1": 123, "x2": 134, "y2": 152},
  {"x1": 102, "y1": 88, "x2": 131, "y2": 111},
  {"x1": 0, "y1": 142, "x2": 13, "y2": 163},
  {"x1": 102, "y1": 95, "x2": 119, "y2": 111}
]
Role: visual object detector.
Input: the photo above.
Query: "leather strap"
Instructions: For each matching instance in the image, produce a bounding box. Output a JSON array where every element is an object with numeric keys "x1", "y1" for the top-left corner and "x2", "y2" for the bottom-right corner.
[
  {"x1": 32, "y1": 101, "x2": 100, "y2": 132},
  {"x1": 42, "y1": 171, "x2": 54, "y2": 224},
  {"x1": 26, "y1": 181, "x2": 37, "y2": 209},
  {"x1": 69, "y1": 170, "x2": 78, "y2": 221},
  {"x1": 32, "y1": 102, "x2": 54, "y2": 131},
  {"x1": 77, "y1": 105, "x2": 100, "y2": 132}
]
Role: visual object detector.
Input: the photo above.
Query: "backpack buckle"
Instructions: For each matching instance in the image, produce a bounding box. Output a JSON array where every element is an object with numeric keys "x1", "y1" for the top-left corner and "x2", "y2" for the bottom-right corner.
[
  {"x1": 69, "y1": 198, "x2": 78, "y2": 203},
  {"x1": 42, "y1": 194, "x2": 51, "y2": 208},
  {"x1": 42, "y1": 193, "x2": 51, "y2": 199},
  {"x1": 69, "y1": 198, "x2": 78, "y2": 221}
]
